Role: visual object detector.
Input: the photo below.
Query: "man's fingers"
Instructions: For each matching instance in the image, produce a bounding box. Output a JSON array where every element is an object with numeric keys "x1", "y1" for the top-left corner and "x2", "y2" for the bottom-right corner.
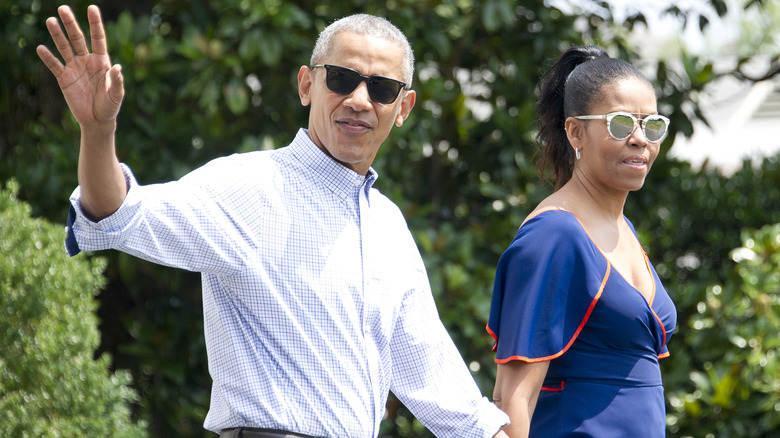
[
  {"x1": 58, "y1": 5, "x2": 89, "y2": 57},
  {"x1": 45, "y1": 16, "x2": 74, "y2": 64},
  {"x1": 87, "y1": 5, "x2": 108, "y2": 56},
  {"x1": 107, "y1": 64, "x2": 125, "y2": 105},
  {"x1": 36, "y1": 45, "x2": 65, "y2": 77}
]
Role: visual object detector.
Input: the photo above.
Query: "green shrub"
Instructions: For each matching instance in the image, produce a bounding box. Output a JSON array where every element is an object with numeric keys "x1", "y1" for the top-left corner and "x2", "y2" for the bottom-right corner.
[
  {"x1": 0, "y1": 180, "x2": 146, "y2": 437},
  {"x1": 665, "y1": 222, "x2": 780, "y2": 437}
]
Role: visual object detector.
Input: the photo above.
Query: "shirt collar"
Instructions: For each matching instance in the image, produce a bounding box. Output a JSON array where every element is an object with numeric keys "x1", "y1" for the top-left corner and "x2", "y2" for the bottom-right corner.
[{"x1": 290, "y1": 128, "x2": 378, "y2": 201}]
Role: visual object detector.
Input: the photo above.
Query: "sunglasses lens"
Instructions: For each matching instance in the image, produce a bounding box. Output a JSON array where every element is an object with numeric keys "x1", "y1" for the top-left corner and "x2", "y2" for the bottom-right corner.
[
  {"x1": 325, "y1": 66, "x2": 361, "y2": 95},
  {"x1": 608, "y1": 114, "x2": 635, "y2": 140},
  {"x1": 367, "y1": 77, "x2": 402, "y2": 104},
  {"x1": 322, "y1": 65, "x2": 404, "y2": 104},
  {"x1": 644, "y1": 117, "x2": 668, "y2": 142}
]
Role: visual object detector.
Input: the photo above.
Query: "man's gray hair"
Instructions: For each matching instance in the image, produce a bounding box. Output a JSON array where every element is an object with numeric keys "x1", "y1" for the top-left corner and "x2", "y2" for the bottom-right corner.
[{"x1": 310, "y1": 14, "x2": 414, "y2": 88}]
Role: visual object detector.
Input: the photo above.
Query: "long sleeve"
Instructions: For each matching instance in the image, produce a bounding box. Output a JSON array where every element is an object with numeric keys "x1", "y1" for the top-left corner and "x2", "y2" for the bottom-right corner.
[
  {"x1": 390, "y1": 281, "x2": 509, "y2": 436},
  {"x1": 66, "y1": 159, "x2": 264, "y2": 276}
]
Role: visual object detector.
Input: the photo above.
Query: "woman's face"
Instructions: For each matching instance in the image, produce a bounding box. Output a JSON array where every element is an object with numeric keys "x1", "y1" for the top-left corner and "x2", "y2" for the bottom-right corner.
[{"x1": 568, "y1": 76, "x2": 661, "y2": 194}]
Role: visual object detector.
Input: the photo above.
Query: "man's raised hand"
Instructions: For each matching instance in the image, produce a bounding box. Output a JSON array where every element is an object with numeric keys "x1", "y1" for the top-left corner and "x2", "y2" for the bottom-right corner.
[{"x1": 36, "y1": 5, "x2": 124, "y2": 128}]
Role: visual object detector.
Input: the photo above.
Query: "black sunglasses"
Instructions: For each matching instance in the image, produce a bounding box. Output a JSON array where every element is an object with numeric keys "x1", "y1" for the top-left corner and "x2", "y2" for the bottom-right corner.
[{"x1": 311, "y1": 64, "x2": 407, "y2": 104}]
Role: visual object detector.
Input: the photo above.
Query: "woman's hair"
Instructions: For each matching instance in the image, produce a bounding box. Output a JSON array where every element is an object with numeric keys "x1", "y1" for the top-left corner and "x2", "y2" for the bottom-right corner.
[
  {"x1": 310, "y1": 14, "x2": 415, "y2": 88},
  {"x1": 535, "y1": 45, "x2": 652, "y2": 189}
]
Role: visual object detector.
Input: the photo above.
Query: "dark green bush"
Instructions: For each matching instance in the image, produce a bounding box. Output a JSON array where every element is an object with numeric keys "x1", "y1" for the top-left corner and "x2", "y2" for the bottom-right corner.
[
  {"x1": 665, "y1": 221, "x2": 780, "y2": 437},
  {"x1": 0, "y1": 180, "x2": 146, "y2": 437}
]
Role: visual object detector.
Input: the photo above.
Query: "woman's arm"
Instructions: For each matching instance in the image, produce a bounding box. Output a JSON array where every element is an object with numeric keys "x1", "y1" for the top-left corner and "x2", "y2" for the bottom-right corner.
[{"x1": 493, "y1": 360, "x2": 550, "y2": 438}]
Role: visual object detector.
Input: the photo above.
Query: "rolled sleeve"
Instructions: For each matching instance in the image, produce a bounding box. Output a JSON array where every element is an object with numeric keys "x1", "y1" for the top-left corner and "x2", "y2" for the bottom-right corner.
[{"x1": 65, "y1": 163, "x2": 140, "y2": 256}]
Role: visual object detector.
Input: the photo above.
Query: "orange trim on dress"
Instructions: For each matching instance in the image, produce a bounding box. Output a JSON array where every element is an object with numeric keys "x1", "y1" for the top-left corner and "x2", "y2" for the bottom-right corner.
[
  {"x1": 550, "y1": 208, "x2": 670, "y2": 356},
  {"x1": 643, "y1": 249, "x2": 670, "y2": 356},
  {"x1": 541, "y1": 381, "x2": 566, "y2": 392},
  {"x1": 486, "y1": 324, "x2": 499, "y2": 352},
  {"x1": 490, "y1": 207, "x2": 672, "y2": 363},
  {"x1": 495, "y1": 263, "x2": 611, "y2": 364},
  {"x1": 641, "y1": 250, "x2": 657, "y2": 305},
  {"x1": 518, "y1": 206, "x2": 567, "y2": 229}
]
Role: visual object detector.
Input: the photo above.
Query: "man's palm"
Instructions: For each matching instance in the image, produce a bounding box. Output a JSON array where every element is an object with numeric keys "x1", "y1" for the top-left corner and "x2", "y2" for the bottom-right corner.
[{"x1": 37, "y1": 5, "x2": 124, "y2": 127}]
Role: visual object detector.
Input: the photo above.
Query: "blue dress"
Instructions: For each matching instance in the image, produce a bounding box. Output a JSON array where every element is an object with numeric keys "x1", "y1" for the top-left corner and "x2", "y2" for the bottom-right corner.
[{"x1": 488, "y1": 209, "x2": 677, "y2": 437}]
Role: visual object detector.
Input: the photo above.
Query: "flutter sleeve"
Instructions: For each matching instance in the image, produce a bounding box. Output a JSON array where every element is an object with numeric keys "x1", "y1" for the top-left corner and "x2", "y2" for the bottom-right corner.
[{"x1": 487, "y1": 210, "x2": 611, "y2": 363}]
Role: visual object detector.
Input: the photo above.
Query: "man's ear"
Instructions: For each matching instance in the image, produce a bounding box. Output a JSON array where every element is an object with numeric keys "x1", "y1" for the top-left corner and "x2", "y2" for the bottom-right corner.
[
  {"x1": 298, "y1": 66, "x2": 313, "y2": 106},
  {"x1": 394, "y1": 89, "x2": 416, "y2": 127}
]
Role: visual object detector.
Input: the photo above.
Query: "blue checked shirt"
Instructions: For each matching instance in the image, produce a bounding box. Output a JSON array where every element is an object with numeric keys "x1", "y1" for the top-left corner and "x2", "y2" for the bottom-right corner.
[{"x1": 66, "y1": 129, "x2": 509, "y2": 437}]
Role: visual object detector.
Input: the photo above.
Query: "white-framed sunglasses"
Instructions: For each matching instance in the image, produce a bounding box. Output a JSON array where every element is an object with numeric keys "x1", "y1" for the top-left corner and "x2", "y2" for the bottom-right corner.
[{"x1": 574, "y1": 111, "x2": 670, "y2": 143}]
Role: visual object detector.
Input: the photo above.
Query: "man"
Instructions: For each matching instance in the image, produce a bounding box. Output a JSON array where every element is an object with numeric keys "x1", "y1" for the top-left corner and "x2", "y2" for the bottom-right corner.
[{"x1": 37, "y1": 5, "x2": 510, "y2": 438}]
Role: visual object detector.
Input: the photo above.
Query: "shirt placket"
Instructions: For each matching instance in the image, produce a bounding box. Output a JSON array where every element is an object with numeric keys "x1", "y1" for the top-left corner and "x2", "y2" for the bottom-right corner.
[{"x1": 353, "y1": 175, "x2": 384, "y2": 436}]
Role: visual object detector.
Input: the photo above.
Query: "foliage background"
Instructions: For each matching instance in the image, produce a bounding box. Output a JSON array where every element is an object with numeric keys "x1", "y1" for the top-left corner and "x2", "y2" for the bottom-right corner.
[
  {"x1": 0, "y1": 180, "x2": 145, "y2": 437},
  {"x1": 1, "y1": 0, "x2": 779, "y2": 436}
]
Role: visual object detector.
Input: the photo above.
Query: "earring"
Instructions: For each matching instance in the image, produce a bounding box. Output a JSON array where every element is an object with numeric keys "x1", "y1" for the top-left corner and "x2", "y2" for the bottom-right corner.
[{"x1": 575, "y1": 148, "x2": 581, "y2": 160}]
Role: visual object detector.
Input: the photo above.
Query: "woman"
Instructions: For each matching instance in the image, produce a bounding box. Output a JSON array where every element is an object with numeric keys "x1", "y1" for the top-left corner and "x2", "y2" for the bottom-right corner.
[{"x1": 488, "y1": 46, "x2": 677, "y2": 437}]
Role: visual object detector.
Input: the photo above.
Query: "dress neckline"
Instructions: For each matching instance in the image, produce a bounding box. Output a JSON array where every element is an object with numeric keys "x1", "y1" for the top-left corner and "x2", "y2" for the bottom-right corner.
[{"x1": 525, "y1": 207, "x2": 657, "y2": 306}]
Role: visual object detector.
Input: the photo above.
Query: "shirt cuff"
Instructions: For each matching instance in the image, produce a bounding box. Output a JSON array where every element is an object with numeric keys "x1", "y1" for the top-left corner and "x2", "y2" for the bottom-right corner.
[
  {"x1": 445, "y1": 396, "x2": 509, "y2": 437},
  {"x1": 473, "y1": 396, "x2": 510, "y2": 437},
  {"x1": 65, "y1": 163, "x2": 138, "y2": 257}
]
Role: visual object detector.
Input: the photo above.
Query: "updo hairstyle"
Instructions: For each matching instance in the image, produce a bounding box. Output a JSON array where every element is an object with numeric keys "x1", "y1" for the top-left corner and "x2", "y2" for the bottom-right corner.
[{"x1": 535, "y1": 45, "x2": 653, "y2": 189}]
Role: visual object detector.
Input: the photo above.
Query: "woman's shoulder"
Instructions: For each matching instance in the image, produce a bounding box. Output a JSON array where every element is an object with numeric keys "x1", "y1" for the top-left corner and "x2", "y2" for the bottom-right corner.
[
  {"x1": 519, "y1": 207, "x2": 585, "y2": 238},
  {"x1": 497, "y1": 208, "x2": 593, "y2": 268}
]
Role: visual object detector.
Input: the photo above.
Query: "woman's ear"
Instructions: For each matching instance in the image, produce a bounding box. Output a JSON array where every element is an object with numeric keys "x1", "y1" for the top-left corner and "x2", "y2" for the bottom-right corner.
[{"x1": 564, "y1": 117, "x2": 583, "y2": 152}]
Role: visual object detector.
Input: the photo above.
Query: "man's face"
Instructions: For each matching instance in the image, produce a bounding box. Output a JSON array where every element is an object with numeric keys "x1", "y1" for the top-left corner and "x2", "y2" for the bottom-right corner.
[{"x1": 297, "y1": 31, "x2": 416, "y2": 175}]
